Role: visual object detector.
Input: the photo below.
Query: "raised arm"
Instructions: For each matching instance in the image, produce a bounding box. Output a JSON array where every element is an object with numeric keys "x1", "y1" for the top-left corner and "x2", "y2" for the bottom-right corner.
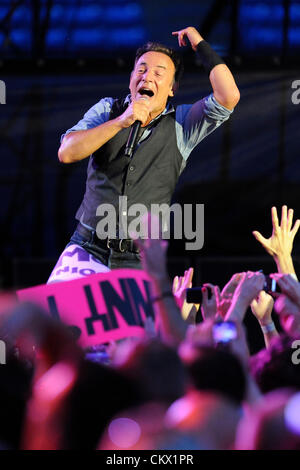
[
  {"x1": 271, "y1": 273, "x2": 300, "y2": 336},
  {"x1": 250, "y1": 291, "x2": 278, "y2": 348},
  {"x1": 253, "y1": 205, "x2": 300, "y2": 277},
  {"x1": 172, "y1": 267, "x2": 200, "y2": 324},
  {"x1": 172, "y1": 26, "x2": 240, "y2": 110},
  {"x1": 134, "y1": 236, "x2": 187, "y2": 346},
  {"x1": 225, "y1": 271, "x2": 265, "y2": 323}
]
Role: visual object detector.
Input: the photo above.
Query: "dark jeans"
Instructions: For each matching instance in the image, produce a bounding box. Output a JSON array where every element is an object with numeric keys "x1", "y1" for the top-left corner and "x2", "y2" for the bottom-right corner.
[{"x1": 69, "y1": 229, "x2": 142, "y2": 270}]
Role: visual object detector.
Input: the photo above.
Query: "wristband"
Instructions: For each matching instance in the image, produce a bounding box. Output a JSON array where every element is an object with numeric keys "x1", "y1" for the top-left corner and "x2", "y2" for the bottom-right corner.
[
  {"x1": 261, "y1": 322, "x2": 276, "y2": 334},
  {"x1": 196, "y1": 40, "x2": 225, "y2": 75},
  {"x1": 151, "y1": 291, "x2": 174, "y2": 303}
]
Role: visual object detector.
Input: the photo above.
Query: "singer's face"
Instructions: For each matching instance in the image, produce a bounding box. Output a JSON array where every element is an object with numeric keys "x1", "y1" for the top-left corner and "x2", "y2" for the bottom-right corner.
[{"x1": 129, "y1": 51, "x2": 175, "y2": 118}]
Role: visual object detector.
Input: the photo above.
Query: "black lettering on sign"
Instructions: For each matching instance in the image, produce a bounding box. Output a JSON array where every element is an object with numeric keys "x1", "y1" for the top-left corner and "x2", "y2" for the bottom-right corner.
[
  {"x1": 47, "y1": 296, "x2": 61, "y2": 320},
  {"x1": 83, "y1": 278, "x2": 154, "y2": 336},
  {"x1": 100, "y1": 279, "x2": 139, "y2": 327},
  {"x1": 124, "y1": 279, "x2": 155, "y2": 324},
  {"x1": 84, "y1": 285, "x2": 111, "y2": 335},
  {"x1": 118, "y1": 279, "x2": 143, "y2": 326}
]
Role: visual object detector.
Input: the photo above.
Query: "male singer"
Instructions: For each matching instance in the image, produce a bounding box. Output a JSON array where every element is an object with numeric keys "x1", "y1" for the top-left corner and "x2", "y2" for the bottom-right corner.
[{"x1": 48, "y1": 26, "x2": 240, "y2": 283}]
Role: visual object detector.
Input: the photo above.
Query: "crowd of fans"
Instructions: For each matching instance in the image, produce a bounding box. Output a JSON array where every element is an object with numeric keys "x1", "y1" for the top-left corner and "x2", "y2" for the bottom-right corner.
[{"x1": 1, "y1": 205, "x2": 300, "y2": 450}]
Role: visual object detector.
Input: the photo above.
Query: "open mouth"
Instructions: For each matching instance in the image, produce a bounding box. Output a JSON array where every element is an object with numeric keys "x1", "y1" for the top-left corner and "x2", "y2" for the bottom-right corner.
[{"x1": 137, "y1": 88, "x2": 155, "y2": 98}]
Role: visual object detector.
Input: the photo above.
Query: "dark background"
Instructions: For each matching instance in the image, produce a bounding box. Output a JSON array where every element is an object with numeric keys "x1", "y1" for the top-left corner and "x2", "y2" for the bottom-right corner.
[{"x1": 1, "y1": 0, "x2": 300, "y2": 352}]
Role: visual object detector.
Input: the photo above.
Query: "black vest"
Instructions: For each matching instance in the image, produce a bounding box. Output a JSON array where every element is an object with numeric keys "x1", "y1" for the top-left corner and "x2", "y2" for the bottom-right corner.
[{"x1": 76, "y1": 98, "x2": 186, "y2": 235}]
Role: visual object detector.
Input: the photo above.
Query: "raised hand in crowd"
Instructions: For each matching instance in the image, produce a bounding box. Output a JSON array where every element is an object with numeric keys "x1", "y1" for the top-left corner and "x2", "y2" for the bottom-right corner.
[
  {"x1": 271, "y1": 273, "x2": 300, "y2": 306},
  {"x1": 200, "y1": 283, "x2": 220, "y2": 321},
  {"x1": 225, "y1": 271, "x2": 265, "y2": 323},
  {"x1": 270, "y1": 273, "x2": 300, "y2": 335},
  {"x1": 172, "y1": 267, "x2": 199, "y2": 323},
  {"x1": 251, "y1": 291, "x2": 278, "y2": 348},
  {"x1": 218, "y1": 273, "x2": 244, "y2": 319},
  {"x1": 132, "y1": 215, "x2": 187, "y2": 346},
  {"x1": 253, "y1": 205, "x2": 300, "y2": 276},
  {"x1": 251, "y1": 291, "x2": 274, "y2": 325}
]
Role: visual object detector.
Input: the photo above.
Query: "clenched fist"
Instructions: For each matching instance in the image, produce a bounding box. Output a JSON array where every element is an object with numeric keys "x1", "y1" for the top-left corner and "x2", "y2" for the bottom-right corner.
[{"x1": 118, "y1": 96, "x2": 151, "y2": 128}]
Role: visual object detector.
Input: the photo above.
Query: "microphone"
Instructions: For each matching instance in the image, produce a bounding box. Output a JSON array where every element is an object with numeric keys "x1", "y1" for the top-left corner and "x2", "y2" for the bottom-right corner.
[
  {"x1": 124, "y1": 96, "x2": 149, "y2": 158},
  {"x1": 124, "y1": 120, "x2": 142, "y2": 158}
]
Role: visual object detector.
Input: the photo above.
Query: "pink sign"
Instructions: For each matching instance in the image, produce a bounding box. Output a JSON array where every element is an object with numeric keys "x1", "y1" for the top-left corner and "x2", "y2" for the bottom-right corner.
[{"x1": 17, "y1": 269, "x2": 155, "y2": 347}]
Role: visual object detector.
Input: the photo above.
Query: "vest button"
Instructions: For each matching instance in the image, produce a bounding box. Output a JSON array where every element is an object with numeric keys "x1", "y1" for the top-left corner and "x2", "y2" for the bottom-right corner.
[
  {"x1": 129, "y1": 165, "x2": 135, "y2": 171},
  {"x1": 126, "y1": 182, "x2": 131, "y2": 186}
]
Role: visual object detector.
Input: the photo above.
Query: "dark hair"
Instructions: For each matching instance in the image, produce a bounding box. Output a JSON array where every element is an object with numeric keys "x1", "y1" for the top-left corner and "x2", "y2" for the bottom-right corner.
[
  {"x1": 135, "y1": 42, "x2": 184, "y2": 85},
  {"x1": 250, "y1": 334, "x2": 300, "y2": 393},
  {"x1": 63, "y1": 360, "x2": 142, "y2": 449},
  {"x1": 184, "y1": 345, "x2": 247, "y2": 405},
  {"x1": 118, "y1": 339, "x2": 187, "y2": 405}
]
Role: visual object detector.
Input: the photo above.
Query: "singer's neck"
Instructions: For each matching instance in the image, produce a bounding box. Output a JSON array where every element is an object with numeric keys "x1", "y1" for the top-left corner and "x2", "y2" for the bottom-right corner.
[{"x1": 142, "y1": 109, "x2": 164, "y2": 127}]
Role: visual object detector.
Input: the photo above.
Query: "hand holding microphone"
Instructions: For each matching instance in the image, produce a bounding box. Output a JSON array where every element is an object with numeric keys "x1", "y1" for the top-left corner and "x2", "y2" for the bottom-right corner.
[
  {"x1": 120, "y1": 95, "x2": 151, "y2": 128},
  {"x1": 119, "y1": 96, "x2": 150, "y2": 157}
]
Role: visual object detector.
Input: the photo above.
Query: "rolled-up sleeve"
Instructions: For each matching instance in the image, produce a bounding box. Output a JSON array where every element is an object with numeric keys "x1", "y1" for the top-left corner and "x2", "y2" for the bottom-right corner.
[
  {"x1": 60, "y1": 97, "x2": 114, "y2": 142},
  {"x1": 175, "y1": 93, "x2": 234, "y2": 161}
]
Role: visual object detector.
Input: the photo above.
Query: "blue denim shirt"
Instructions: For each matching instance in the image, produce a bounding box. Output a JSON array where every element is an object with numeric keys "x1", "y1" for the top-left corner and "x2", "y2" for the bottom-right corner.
[{"x1": 61, "y1": 93, "x2": 233, "y2": 162}]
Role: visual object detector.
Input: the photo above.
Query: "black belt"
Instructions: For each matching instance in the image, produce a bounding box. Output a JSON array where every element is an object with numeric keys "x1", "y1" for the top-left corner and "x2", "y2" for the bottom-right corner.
[
  {"x1": 76, "y1": 223, "x2": 139, "y2": 254},
  {"x1": 107, "y1": 238, "x2": 139, "y2": 254}
]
